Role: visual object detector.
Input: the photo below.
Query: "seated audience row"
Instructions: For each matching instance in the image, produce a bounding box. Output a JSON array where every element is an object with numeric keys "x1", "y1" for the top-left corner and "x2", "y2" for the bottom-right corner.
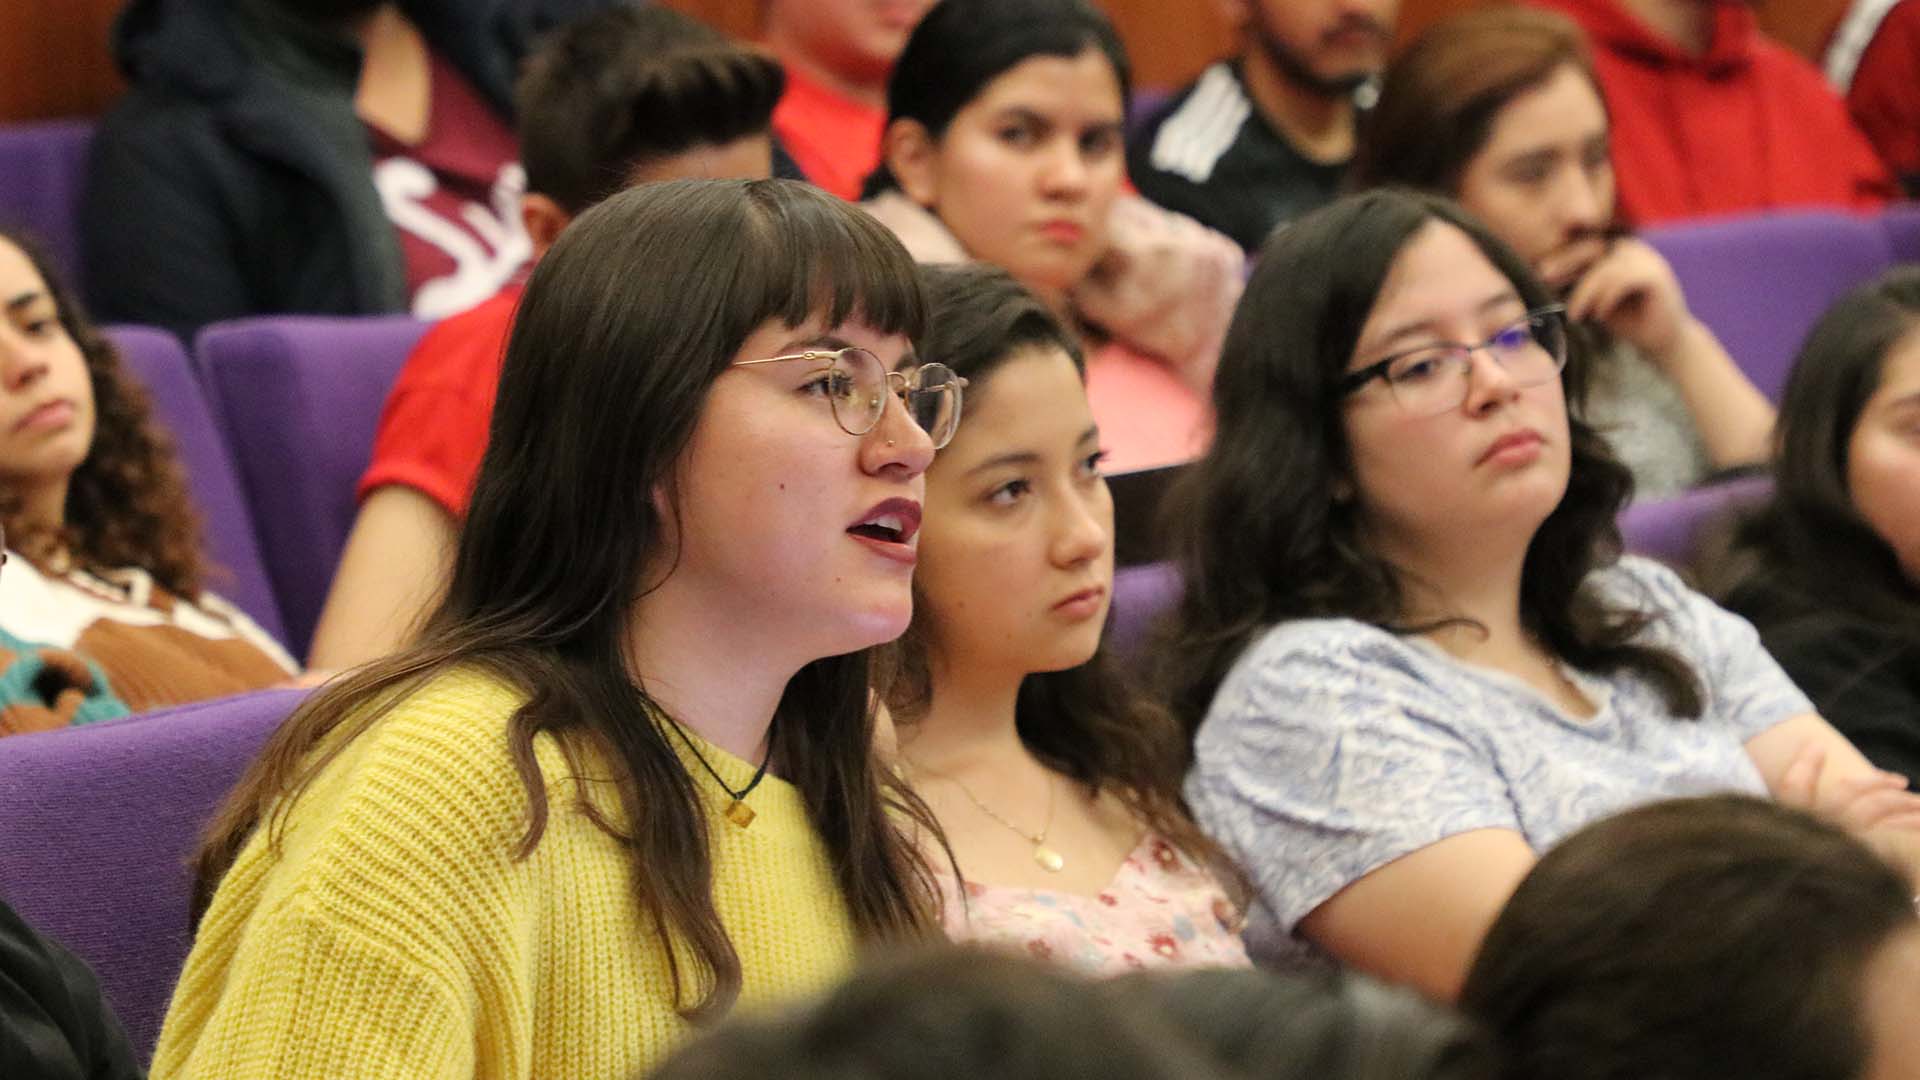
[{"x1": 70, "y1": 0, "x2": 1903, "y2": 343}]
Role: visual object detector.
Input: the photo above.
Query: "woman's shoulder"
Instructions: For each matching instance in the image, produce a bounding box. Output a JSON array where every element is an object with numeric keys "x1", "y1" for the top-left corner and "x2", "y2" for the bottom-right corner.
[
  {"x1": 296, "y1": 667, "x2": 548, "y2": 850},
  {"x1": 1231, "y1": 616, "x2": 1429, "y2": 678},
  {"x1": 1208, "y1": 617, "x2": 1456, "y2": 721}
]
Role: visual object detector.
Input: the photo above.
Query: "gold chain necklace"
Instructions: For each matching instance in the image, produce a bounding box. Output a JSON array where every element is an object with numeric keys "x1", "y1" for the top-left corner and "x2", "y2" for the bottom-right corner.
[{"x1": 906, "y1": 756, "x2": 1066, "y2": 873}]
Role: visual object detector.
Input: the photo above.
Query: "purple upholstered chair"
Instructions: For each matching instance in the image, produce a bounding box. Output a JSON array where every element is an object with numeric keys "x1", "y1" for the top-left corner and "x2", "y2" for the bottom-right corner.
[
  {"x1": 106, "y1": 325, "x2": 286, "y2": 643},
  {"x1": 1618, "y1": 474, "x2": 1773, "y2": 568},
  {"x1": 1883, "y1": 203, "x2": 1920, "y2": 265},
  {"x1": 1107, "y1": 561, "x2": 1182, "y2": 661},
  {"x1": 0, "y1": 688, "x2": 308, "y2": 1063},
  {"x1": 1642, "y1": 210, "x2": 1892, "y2": 403},
  {"x1": 195, "y1": 316, "x2": 430, "y2": 657},
  {"x1": 0, "y1": 119, "x2": 93, "y2": 288}
]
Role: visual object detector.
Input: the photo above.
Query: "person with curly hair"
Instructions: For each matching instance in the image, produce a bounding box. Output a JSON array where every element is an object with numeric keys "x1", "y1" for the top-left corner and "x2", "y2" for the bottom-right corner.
[{"x1": 0, "y1": 230, "x2": 297, "y2": 719}]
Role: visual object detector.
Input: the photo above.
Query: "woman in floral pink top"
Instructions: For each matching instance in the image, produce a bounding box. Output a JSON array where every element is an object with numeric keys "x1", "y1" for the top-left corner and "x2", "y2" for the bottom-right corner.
[{"x1": 888, "y1": 265, "x2": 1247, "y2": 974}]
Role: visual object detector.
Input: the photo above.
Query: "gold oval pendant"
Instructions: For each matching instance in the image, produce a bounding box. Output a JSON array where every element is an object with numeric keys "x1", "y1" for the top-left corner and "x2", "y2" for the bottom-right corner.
[{"x1": 1033, "y1": 845, "x2": 1066, "y2": 872}]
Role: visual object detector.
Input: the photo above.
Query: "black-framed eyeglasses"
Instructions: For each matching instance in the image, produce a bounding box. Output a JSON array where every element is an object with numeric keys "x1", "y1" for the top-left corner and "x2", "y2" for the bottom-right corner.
[
  {"x1": 1339, "y1": 305, "x2": 1569, "y2": 418},
  {"x1": 730, "y1": 347, "x2": 968, "y2": 449}
]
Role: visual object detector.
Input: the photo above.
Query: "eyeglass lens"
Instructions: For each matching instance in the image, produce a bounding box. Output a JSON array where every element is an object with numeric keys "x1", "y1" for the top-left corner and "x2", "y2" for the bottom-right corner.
[
  {"x1": 1389, "y1": 312, "x2": 1566, "y2": 417},
  {"x1": 830, "y1": 348, "x2": 962, "y2": 448}
]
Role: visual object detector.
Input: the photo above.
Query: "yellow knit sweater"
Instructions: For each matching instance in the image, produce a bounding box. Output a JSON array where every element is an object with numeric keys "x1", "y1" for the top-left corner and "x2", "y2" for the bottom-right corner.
[{"x1": 151, "y1": 669, "x2": 857, "y2": 1079}]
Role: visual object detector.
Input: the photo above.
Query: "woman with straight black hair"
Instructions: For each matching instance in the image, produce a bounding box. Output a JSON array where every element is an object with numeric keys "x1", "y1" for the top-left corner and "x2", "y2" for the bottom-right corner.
[
  {"x1": 1462, "y1": 795, "x2": 1920, "y2": 1080},
  {"x1": 153, "y1": 179, "x2": 966, "y2": 1079},
  {"x1": 1713, "y1": 269, "x2": 1920, "y2": 786},
  {"x1": 860, "y1": 0, "x2": 1244, "y2": 473},
  {"x1": 887, "y1": 264, "x2": 1245, "y2": 972},
  {"x1": 1163, "y1": 189, "x2": 1920, "y2": 1001}
]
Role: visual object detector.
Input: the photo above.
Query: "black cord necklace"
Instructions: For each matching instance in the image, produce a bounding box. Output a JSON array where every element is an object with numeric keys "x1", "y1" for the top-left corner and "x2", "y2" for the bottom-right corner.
[{"x1": 664, "y1": 716, "x2": 772, "y2": 828}]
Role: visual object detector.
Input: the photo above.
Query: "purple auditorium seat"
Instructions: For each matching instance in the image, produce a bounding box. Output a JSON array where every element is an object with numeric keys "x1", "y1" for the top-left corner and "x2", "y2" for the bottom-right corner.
[
  {"x1": 195, "y1": 316, "x2": 430, "y2": 657},
  {"x1": 0, "y1": 119, "x2": 94, "y2": 287},
  {"x1": 1884, "y1": 203, "x2": 1920, "y2": 265},
  {"x1": 1618, "y1": 474, "x2": 1773, "y2": 568},
  {"x1": 106, "y1": 325, "x2": 286, "y2": 644},
  {"x1": 1107, "y1": 561, "x2": 1182, "y2": 661},
  {"x1": 1642, "y1": 210, "x2": 1891, "y2": 403},
  {"x1": 0, "y1": 688, "x2": 308, "y2": 1063}
]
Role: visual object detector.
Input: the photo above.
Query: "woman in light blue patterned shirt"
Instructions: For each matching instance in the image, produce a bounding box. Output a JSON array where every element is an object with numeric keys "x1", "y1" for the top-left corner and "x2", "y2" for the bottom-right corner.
[{"x1": 1159, "y1": 189, "x2": 1920, "y2": 1001}]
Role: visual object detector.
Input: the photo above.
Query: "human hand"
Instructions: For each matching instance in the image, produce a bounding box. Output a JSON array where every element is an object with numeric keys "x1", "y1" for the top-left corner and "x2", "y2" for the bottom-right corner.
[
  {"x1": 1072, "y1": 194, "x2": 1242, "y2": 393},
  {"x1": 1775, "y1": 740, "x2": 1920, "y2": 834},
  {"x1": 1564, "y1": 237, "x2": 1692, "y2": 363}
]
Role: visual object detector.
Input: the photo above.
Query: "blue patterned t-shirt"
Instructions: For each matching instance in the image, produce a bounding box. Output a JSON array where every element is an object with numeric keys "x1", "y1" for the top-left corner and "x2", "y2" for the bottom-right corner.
[{"x1": 1185, "y1": 556, "x2": 1813, "y2": 971}]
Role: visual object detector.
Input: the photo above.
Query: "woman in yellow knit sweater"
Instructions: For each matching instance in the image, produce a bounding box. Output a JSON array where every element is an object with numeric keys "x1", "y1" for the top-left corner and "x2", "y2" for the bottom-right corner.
[{"x1": 152, "y1": 179, "x2": 965, "y2": 1079}]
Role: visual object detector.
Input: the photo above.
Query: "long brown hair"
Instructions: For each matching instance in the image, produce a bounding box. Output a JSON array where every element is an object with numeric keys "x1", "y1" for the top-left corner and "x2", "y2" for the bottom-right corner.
[
  {"x1": 0, "y1": 230, "x2": 203, "y2": 594},
  {"x1": 192, "y1": 180, "x2": 943, "y2": 1021},
  {"x1": 888, "y1": 264, "x2": 1236, "y2": 880},
  {"x1": 1347, "y1": 7, "x2": 1600, "y2": 196}
]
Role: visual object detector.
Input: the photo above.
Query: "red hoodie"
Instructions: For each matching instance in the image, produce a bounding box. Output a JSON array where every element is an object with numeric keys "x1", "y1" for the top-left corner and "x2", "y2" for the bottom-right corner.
[{"x1": 1531, "y1": 0, "x2": 1894, "y2": 225}]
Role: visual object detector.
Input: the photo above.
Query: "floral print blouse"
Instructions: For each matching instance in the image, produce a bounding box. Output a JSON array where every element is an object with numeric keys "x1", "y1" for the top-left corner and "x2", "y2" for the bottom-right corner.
[{"x1": 939, "y1": 832, "x2": 1250, "y2": 974}]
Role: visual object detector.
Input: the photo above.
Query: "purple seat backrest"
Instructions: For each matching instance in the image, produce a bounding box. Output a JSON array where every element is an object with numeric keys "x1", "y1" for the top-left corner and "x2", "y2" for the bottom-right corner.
[
  {"x1": 0, "y1": 689, "x2": 308, "y2": 1063},
  {"x1": 1619, "y1": 475, "x2": 1773, "y2": 567},
  {"x1": 194, "y1": 316, "x2": 430, "y2": 657},
  {"x1": 1130, "y1": 86, "x2": 1174, "y2": 139},
  {"x1": 1884, "y1": 203, "x2": 1920, "y2": 264},
  {"x1": 1642, "y1": 210, "x2": 1892, "y2": 403},
  {"x1": 106, "y1": 325, "x2": 286, "y2": 644},
  {"x1": 1107, "y1": 561, "x2": 1182, "y2": 661},
  {"x1": 0, "y1": 119, "x2": 94, "y2": 288}
]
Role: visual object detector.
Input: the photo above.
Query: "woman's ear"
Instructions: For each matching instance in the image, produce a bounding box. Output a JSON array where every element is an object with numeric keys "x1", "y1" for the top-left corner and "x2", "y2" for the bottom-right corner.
[
  {"x1": 882, "y1": 118, "x2": 941, "y2": 208},
  {"x1": 520, "y1": 193, "x2": 574, "y2": 261}
]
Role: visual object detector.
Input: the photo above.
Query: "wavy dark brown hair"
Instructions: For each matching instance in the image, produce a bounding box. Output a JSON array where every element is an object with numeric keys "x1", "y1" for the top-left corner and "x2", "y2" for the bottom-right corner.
[
  {"x1": 1154, "y1": 190, "x2": 1701, "y2": 734},
  {"x1": 192, "y1": 180, "x2": 943, "y2": 1021},
  {"x1": 0, "y1": 230, "x2": 203, "y2": 594},
  {"x1": 888, "y1": 264, "x2": 1237, "y2": 884}
]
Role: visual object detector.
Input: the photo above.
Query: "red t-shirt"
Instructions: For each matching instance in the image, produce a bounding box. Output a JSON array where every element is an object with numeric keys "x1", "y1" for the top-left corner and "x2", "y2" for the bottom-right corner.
[
  {"x1": 367, "y1": 50, "x2": 531, "y2": 319},
  {"x1": 772, "y1": 64, "x2": 887, "y2": 201},
  {"x1": 1847, "y1": 0, "x2": 1920, "y2": 189},
  {"x1": 1531, "y1": 0, "x2": 1894, "y2": 225},
  {"x1": 357, "y1": 284, "x2": 522, "y2": 517}
]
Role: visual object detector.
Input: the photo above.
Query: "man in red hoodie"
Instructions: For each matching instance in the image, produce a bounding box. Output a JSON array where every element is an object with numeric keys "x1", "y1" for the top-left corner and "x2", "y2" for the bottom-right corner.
[{"x1": 1530, "y1": 0, "x2": 1894, "y2": 225}]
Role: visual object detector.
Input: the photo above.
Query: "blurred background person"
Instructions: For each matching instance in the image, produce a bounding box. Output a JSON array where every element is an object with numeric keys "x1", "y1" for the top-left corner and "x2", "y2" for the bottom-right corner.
[
  {"x1": 1463, "y1": 795, "x2": 1920, "y2": 1080},
  {"x1": 1351, "y1": 7, "x2": 1774, "y2": 499},
  {"x1": 1713, "y1": 269, "x2": 1920, "y2": 787},
  {"x1": 1131, "y1": 0, "x2": 1400, "y2": 253}
]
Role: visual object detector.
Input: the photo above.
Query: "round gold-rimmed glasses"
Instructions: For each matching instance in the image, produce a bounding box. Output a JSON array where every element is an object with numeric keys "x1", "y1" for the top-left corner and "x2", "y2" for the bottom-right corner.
[{"x1": 731, "y1": 347, "x2": 968, "y2": 449}]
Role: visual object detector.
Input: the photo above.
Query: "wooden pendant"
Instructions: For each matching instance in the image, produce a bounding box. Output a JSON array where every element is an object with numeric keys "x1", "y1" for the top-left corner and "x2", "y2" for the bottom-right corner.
[
  {"x1": 1033, "y1": 844, "x2": 1065, "y2": 872},
  {"x1": 725, "y1": 800, "x2": 757, "y2": 828}
]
